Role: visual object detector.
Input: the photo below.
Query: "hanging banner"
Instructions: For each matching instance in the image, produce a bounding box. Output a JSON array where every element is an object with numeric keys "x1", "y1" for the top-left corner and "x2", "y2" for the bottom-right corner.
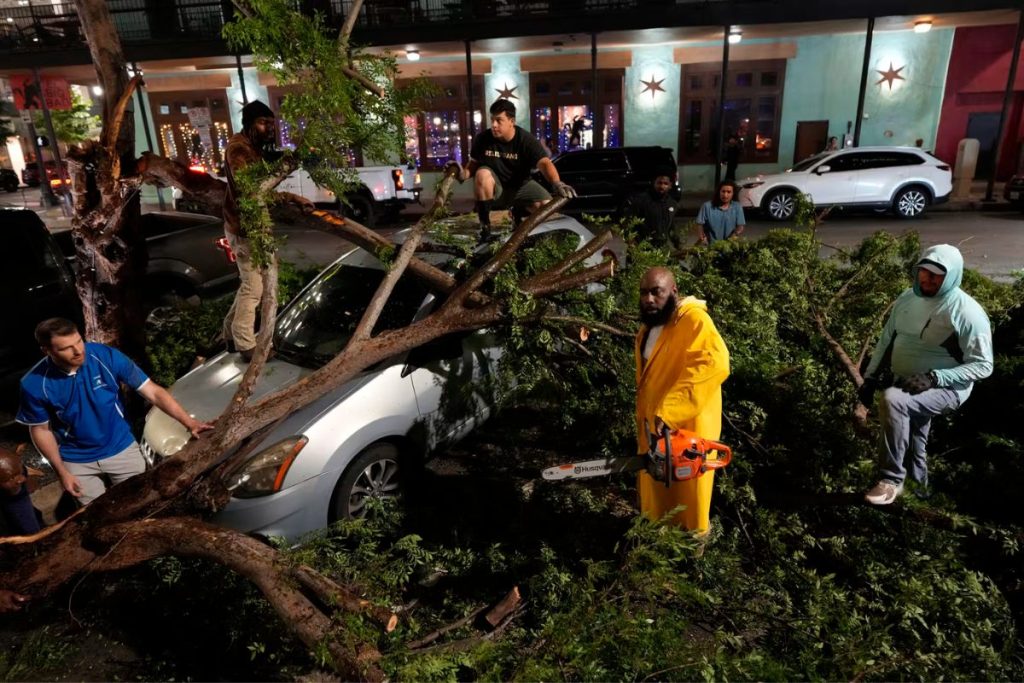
[
  {"x1": 9, "y1": 75, "x2": 72, "y2": 111},
  {"x1": 187, "y1": 107, "x2": 214, "y2": 151}
]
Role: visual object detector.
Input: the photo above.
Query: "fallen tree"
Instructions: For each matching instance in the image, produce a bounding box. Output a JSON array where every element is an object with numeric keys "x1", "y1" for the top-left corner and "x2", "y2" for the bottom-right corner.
[{"x1": 0, "y1": 0, "x2": 613, "y2": 679}]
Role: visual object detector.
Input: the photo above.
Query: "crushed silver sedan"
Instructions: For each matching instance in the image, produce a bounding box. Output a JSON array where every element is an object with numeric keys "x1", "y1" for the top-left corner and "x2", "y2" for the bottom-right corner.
[{"x1": 141, "y1": 215, "x2": 608, "y2": 542}]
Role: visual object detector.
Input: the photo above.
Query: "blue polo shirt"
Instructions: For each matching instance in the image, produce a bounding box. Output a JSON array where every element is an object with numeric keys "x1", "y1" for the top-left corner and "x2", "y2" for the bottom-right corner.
[
  {"x1": 16, "y1": 342, "x2": 149, "y2": 464},
  {"x1": 696, "y1": 200, "x2": 746, "y2": 243}
]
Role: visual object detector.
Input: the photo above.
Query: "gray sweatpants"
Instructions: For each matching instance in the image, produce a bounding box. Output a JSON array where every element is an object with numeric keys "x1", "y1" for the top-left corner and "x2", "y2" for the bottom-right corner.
[
  {"x1": 877, "y1": 386, "x2": 960, "y2": 487},
  {"x1": 65, "y1": 442, "x2": 147, "y2": 505}
]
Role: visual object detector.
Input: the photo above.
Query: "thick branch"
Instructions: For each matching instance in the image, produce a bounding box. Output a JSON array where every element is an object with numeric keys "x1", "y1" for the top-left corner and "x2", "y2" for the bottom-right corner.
[
  {"x1": 90, "y1": 517, "x2": 386, "y2": 681},
  {"x1": 525, "y1": 229, "x2": 613, "y2": 288},
  {"x1": 338, "y1": 0, "x2": 365, "y2": 47},
  {"x1": 341, "y1": 66, "x2": 386, "y2": 98},
  {"x1": 290, "y1": 207, "x2": 490, "y2": 307},
  {"x1": 104, "y1": 75, "x2": 143, "y2": 156},
  {"x1": 137, "y1": 152, "x2": 227, "y2": 214},
  {"x1": 351, "y1": 173, "x2": 457, "y2": 342},
  {"x1": 224, "y1": 254, "x2": 280, "y2": 419},
  {"x1": 523, "y1": 262, "x2": 614, "y2": 299}
]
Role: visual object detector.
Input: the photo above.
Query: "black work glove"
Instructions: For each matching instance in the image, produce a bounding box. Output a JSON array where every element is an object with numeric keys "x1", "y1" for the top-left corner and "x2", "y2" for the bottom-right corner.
[
  {"x1": 443, "y1": 160, "x2": 463, "y2": 181},
  {"x1": 552, "y1": 181, "x2": 577, "y2": 199},
  {"x1": 901, "y1": 372, "x2": 937, "y2": 395},
  {"x1": 857, "y1": 376, "x2": 879, "y2": 406}
]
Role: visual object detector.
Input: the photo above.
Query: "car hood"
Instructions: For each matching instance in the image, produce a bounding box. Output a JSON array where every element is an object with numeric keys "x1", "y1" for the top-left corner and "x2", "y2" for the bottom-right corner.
[{"x1": 144, "y1": 352, "x2": 345, "y2": 457}]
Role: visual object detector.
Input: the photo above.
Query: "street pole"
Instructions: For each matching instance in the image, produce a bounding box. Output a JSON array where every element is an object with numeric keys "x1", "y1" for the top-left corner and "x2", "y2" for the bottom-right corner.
[
  {"x1": 32, "y1": 67, "x2": 70, "y2": 215},
  {"x1": 133, "y1": 61, "x2": 165, "y2": 210},
  {"x1": 465, "y1": 40, "x2": 475, "y2": 137},
  {"x1": 714, "y1": 25, "x2": 731, "y2": 188},
  {"x1": 27, "y1": 120, "x2": 58, "y2": 207},
  {"x1": 590, "y1": 32, "x2": 599, "y2": 148},
  {"x1": 236, "y1": 54, "x2": 248, "y2": 105},
  {"x1": 853, "y1": 17, "x2": 875, "y2": 148},
  {"x1": 986, "y1": 8, "x2": 1024, "y2": 202}
]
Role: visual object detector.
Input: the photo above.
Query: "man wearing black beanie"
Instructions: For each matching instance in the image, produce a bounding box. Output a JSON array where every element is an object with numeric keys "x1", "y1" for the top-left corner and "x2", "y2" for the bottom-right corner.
[{"x1": 222, "y1": 100, "x2": 280, "y2": 362}]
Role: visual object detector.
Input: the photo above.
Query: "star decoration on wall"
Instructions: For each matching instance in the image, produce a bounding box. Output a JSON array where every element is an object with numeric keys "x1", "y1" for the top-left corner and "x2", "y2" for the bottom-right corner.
[
  {"x1": 495, "y1": 82, "x2": 519, "y2": 100},
  {"x1": 875, "y1": 62, "x2": 906, "y2": 90},
  {"x1": 640, "y1": 74, "x2": 666, "y2": 99}
]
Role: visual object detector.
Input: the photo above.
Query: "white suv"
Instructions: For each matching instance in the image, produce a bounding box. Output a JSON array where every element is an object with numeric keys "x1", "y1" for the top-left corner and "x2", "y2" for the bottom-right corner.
[{"x1": 738, "y1": 147, "x2": 952, "y2": 221}]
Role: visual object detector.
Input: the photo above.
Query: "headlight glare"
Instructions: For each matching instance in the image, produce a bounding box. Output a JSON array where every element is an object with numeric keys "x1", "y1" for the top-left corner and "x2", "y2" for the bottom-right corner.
[{"x1": 228, "y1": 436, "x2": 308, "y2": 498}]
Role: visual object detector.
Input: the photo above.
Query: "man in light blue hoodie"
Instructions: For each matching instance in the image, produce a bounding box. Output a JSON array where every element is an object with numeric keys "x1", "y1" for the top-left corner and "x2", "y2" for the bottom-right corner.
[{"x1": 860, "y1": 244, "x2": 993, "y2": 505}]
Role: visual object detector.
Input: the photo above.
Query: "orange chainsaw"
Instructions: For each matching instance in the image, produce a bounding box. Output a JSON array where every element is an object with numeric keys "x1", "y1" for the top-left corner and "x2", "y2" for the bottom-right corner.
[{"x1": 541, "y1": 426, "x2": 732, "y2": 486}]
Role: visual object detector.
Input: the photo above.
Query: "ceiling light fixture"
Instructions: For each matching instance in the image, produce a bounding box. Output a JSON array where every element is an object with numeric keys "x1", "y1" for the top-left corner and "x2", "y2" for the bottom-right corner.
[
  {"x1": 728, "y1": 26, "x2": 742, "y2": 44},
  {"x1": 914, "y1": 20, "x2": 932, "y2": 33},
  {"x1": 91, "y1": 85, "x2": 103, "y2": 96},
  {"x1": 406, "y1": 49, "x2": 420, "y2": 62}
]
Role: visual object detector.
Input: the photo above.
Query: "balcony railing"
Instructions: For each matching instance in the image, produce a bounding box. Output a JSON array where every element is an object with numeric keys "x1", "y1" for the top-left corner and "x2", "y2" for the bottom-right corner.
[{"x1": 0, "y1": 0, "x2": 728, "y2": 54}]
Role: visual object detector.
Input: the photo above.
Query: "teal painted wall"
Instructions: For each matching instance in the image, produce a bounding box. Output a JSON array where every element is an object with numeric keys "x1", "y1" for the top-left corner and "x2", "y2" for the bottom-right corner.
[
  {"x1": 680, "y1": 29, "x2": 954, "y2": 191},
  {"x1": 485, "y1": 55, "x2": 530, "y2": 128},
  {"x1": 624, "y1": 46, "x2": 681, "y2": 153}
]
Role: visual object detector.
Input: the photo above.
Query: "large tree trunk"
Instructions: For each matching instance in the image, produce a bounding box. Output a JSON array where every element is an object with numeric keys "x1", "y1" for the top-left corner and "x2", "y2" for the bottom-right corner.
[{"x1": 68, "y1": 0, "x2": 147, "y2": 353}]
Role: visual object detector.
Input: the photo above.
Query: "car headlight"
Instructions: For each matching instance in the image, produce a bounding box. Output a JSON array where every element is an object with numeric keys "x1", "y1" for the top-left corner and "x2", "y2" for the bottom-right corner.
[
  {"x1": 742, "y1": 181, "x2": 765, "y2": 189},
  {"x1": 227, "y1": 436, "x2": 308, "y2": 498}
]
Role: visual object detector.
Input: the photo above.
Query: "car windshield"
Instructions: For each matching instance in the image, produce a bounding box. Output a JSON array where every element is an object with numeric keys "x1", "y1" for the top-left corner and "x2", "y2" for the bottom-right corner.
[
  {"x1": 273, "y1": 259, "x2": 432, "y2": 368},
  {"x1": 789, "y1": 153, "x2": 829, "y2": 172}
]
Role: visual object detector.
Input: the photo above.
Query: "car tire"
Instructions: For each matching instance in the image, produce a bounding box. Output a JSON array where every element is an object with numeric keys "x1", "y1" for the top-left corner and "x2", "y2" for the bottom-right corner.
[
  {"x1": 893, "y1": 186, "x2": 930, "y2": 219},
  {"x1": 340, "y1": 194, "x2": 376, "y2": 228},
  {"x1": 764, "y1": 189, "x2": 797, "y2": 221},
  {"x1": 330, "y1": 442, "x2": 402, "y2": 521}
]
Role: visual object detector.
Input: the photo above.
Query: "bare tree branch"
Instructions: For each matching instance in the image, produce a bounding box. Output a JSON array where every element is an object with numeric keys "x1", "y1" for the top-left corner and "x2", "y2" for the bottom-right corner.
[
  {"x1": 338, "y1": 0, "x2": 365, "y2": 47},
  {"x1": 103, "y1": 75, "x2": 143, "y2": 159}
]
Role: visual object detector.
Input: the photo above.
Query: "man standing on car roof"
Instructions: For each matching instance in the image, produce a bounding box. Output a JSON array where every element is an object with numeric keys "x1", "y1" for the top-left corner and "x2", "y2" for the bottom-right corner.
[
  {"x1": 635, "y1": 267, "x2": 730, "y2": 533},
  {"x1": 446, "y1": 99, "x2": 576, "y2": 241},
  {"x1": 859, "y1": 245, "x2": 992, "y2": 505},
  {"x1": 16, "y1": 318, "x2": 214, "y2": 507}
]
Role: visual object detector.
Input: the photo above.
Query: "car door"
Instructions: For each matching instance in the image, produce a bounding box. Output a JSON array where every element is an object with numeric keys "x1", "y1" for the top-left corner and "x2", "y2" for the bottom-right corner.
[
  {"x1": 801, "y1": 152, "x2": 861, "y2": 205},
  {"x1": 854, "y1": 151, "x2": 921, "y2": 203},
  {"x1": 404, "y1": 325, "x2": 501, "y2": 448},
  {"x1": 581, "y1": 150, "x2": 630, "y2": 213}
]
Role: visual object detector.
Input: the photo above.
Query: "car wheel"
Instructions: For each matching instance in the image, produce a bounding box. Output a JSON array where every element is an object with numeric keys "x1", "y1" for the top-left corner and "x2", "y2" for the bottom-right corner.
[
  {"x1": 340, "y1": 195, "x2": 376, "y2": 228},
  {"x1": 764, "y1": 189, "x2": 797, "y2": 221},
  {"x1": 331, "y1": 443, "x2": 402, "y2": 521},
  {"x1": 893, "y1": 186, "x2": 929, "y2": 219}
]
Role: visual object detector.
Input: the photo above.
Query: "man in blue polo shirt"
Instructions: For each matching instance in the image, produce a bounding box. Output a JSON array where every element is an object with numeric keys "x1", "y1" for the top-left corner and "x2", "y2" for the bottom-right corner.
[{"x1": 16, "y1": 318, "x2": 213, "y2": 506}]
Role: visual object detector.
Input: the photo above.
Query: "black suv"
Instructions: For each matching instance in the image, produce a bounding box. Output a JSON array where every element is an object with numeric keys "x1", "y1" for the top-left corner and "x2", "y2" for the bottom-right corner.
[
  {"x1": 0, "y1": 209, "x2": 83, "y2": 410},
  {"x1": 1, "y1": 168, "x2": 18, "y2": 192},
  {"x1": 549, "y1": 146, "x2": 681, "y2": 216}
]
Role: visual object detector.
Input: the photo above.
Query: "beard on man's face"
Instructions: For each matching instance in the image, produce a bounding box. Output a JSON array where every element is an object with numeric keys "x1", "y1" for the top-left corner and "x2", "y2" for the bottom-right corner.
[{"x1": 639, "y1": 293, "x2": 677, "y2": 327}]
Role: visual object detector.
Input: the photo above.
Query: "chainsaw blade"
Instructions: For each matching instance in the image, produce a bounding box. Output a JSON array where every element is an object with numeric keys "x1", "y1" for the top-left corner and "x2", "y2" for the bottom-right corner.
[{"x1": 541, "y1": 456, "x2": 645, "y2": 481}]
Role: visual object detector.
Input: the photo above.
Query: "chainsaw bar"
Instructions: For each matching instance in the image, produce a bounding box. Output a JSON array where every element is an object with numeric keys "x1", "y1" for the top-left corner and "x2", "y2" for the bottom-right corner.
[{"x1": 541, "y1": 456, "x2": 645, "y2": 481}]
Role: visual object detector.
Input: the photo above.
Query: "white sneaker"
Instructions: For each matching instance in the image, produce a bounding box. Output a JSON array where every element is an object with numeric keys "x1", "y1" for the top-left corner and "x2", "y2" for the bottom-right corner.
[{"x1": 864, "y1": 480, "x2": 904, "y2": 505}]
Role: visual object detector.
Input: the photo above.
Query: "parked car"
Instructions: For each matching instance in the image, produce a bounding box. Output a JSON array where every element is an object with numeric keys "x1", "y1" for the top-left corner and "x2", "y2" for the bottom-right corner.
[
  {"x1": 53, "y1": 211, "x2": 238, "y2": 306},
  {"x1": 21, "y1": 160, "x2": 63, "y2": 188},
  {"x1": 140, "y1": 215, "x2": 606, "y2": 542},
  {"x1": 547, "y1": 146, "x2": 681, "y2": 216},
  {"x1": 1, "y1": 168, "x2": 19, "y2": 192},
  {"x1": 0, "y1": 209, "x2": 82, "y2": 411},
  {"x1": 174, "y1": 159, "x2": 422, "y2": 228},
  {"x1": 1003, "y1": 174, "x2": 1024, "y2": 212},
  {"x1": 738, "y1": 146, "x2": 952, "y2": 221}
]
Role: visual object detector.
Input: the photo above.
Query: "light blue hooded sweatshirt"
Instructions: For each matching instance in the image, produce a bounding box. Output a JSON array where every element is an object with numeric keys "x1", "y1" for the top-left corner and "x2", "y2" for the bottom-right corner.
[{"x1": 865, "y1": 244, "x2": 993, "y2": 404}]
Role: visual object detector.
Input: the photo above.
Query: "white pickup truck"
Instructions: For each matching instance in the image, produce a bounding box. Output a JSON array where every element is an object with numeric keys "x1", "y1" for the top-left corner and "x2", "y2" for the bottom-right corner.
[
  {"x1": 175, "y1": 162, "x2": 422, "y2": 227},
  {"x1": 277, "y1": 164, "x2": 422, "y2": 227}
]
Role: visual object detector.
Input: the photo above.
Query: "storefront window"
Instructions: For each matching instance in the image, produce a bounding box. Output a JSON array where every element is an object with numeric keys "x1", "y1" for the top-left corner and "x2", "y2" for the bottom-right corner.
[
  {"x1": 424, "y1": 110, "x2": 462, "y2": 167},
  {"x1": 678, "y1": 59, "x2": 785, "y2": 164},
  {"x1": 558, "y1": 105, "x2": 592, "y2": 151},
  {"x1": 404, "y1": 115, "x2": 420, "y2": 164},
  {"x1": 531, "y1": 70, "x2": 623, "y2": 154}
]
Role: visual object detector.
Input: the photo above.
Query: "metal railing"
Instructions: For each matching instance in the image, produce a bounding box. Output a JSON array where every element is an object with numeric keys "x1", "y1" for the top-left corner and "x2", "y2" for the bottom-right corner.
[
  {"x1": 0, "y1": 0, "x2": 229, "y2": 53},
  {"x1": 0, "y1": 0, "x2": 726, "y2": 54}
]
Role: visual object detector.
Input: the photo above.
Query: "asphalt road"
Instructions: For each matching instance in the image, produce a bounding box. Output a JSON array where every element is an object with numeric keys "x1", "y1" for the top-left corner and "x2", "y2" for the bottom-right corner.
[{"x1": 740, "y1": 209, "x2": 1023, "y2": 282}]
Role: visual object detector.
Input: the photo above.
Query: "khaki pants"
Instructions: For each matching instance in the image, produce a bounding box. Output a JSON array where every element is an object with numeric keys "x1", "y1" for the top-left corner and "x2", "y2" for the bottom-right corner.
[
  {"x1": 223, "y1": 230, "x2": 264, "y2": 352},
  {"x1": 65, "y1": 442, "x2": 147, "y2": 505}
]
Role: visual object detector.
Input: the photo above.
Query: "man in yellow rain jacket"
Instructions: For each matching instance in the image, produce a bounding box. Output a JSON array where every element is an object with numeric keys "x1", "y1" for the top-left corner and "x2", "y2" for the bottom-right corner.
[{"x1": 635, "y1": 267, "x2": 730, "y2": 532}]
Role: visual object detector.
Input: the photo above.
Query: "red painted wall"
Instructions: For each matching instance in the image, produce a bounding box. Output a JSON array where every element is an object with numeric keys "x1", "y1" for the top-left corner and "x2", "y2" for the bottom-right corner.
[{"x1": 936, "y1": 24, "x2": 1024, "y2": 179}]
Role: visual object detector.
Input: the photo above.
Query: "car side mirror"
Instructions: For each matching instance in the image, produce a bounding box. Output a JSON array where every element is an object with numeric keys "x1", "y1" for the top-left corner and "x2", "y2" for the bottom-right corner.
[{"x1": 815, "y1": 165, "x2": 831, "y2": 175}]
